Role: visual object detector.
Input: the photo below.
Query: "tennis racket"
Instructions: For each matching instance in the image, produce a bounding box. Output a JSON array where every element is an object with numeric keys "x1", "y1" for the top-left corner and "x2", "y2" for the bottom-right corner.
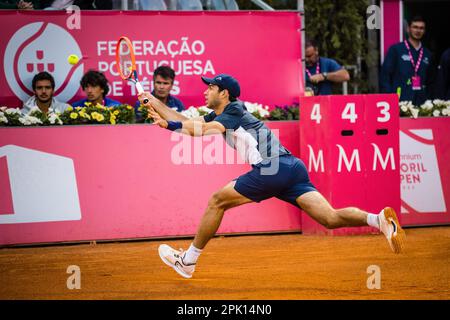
[{"x1": 115, "y1": 36, "x2": 149, "y2": 104}]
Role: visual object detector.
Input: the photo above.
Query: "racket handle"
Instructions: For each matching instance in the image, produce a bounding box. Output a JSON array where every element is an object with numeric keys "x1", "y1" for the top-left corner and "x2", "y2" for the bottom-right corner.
[{"x1": 135, "y1": 82, "x2": 149, "y2": 104}]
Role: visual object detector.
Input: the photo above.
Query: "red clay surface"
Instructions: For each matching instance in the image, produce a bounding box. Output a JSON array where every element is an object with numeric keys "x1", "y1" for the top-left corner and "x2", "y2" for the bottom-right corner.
[{"x1": 0, "y1": 226, "x2": 449, "y2": 299}]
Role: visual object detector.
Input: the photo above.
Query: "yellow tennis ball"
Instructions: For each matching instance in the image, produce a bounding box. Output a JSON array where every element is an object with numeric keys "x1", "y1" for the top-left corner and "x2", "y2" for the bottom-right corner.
[{"x1": 67, "y1": 54, "x2": 79, "y2": 65}]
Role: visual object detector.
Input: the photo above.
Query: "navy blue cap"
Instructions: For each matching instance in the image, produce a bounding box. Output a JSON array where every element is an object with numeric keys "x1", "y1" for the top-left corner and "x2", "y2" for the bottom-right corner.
[{"x1": 201, "y1": 74, "x2": 240, "y2": 98}]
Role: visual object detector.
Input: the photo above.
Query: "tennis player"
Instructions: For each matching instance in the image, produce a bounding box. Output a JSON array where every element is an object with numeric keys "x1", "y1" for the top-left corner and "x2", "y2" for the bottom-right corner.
[{"x1": 138, "y1": 74, "x2": 405, "y2": 279}]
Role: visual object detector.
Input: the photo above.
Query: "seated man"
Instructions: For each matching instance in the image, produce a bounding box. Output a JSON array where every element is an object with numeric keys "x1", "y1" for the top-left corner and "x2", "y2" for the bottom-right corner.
[
  {"x1": 72, "y1": 70, "x2": 121, "y2": 108},
  {"x1": 22, "y1": 71, "x2": 70, "y2": 114},
  {"x1": 304, "y1": 39, "x2": 350, "y2": 95},
  {"x1": 135, "y1": 65, "x2": 185, "y2": 121}
]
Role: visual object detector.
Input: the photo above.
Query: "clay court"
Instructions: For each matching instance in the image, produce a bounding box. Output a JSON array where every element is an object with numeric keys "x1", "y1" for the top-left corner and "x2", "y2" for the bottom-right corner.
[{"x1": 0, "y1": 226, "x2": 448, "y2": 300}]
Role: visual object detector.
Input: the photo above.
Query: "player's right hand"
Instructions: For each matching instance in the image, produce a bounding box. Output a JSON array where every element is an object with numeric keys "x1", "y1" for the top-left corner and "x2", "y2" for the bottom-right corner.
[{"x1": 138, "y1": 91, "x2": 156, "y2": 107}]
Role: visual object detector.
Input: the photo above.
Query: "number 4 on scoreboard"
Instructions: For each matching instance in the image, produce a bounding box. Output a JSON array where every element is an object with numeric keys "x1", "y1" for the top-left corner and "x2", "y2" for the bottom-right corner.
[
  {"x1": 341, "y1": 102, "x2": 358, "y2": 123},
  {"x1": 310, "y1": 103, "x2": 322, "y2": 124}
]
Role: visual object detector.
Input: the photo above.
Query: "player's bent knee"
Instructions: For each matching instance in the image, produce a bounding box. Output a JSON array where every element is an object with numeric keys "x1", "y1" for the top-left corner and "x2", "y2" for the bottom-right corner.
[{"x1": 207, "y1": 191, "x2": 228, "y2": 211}]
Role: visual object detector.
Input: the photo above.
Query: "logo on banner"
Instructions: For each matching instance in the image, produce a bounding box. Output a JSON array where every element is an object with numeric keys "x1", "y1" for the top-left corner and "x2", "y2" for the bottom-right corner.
[
  {"x1": 0, "y1": 145, "x2": 82, "y2": 224},
  {"x1": 400, "y1": 129, "x2": 446, "y2": 214},
  {"x1": 4, "y1": 22, "x2": 83, "y2": 102}
]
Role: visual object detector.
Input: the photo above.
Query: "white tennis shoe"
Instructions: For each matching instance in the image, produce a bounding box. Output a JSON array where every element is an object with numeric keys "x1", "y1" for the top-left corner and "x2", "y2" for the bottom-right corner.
[
  {"x1": 158, "y1": 244, "x2": 196, "y2": 278},
  {"x1": 379, "y1": 207, "x2": 406, "y2": 254}
]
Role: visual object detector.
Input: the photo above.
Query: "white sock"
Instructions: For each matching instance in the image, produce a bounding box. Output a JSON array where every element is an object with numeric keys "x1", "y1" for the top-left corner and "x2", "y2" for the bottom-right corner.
[
  {"x1": 367, "y1": 213, "x2": 380, "y2": 230},
  {"x1": 183, "y1": 243, "x2": 202, "y2": 265}
]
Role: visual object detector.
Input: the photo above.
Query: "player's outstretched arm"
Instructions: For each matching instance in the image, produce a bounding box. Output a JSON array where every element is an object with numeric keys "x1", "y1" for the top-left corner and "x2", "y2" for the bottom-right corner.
[
  {"x1": 181, "y1": 120, "x2": 225, "y2": 137},
  {"x1": 148, "y1": 107, "x2": 224, "y2": 136},
  {"x1": 138, "y1": 92, "x2": 188, "y2": 121}
]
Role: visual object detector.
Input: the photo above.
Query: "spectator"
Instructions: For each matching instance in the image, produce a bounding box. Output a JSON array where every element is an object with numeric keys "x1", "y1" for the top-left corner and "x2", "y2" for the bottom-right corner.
[
  {"x1": 380, "y1": 16, "x2": 432, "y2": 106},
  {"x1": 40, "y1": 0, "x2": 73, "y2": 10},
  {"x1": 138, "y1": 0, "x2": 167, "y2": 10},
  {"x1": 205, "y1": 0, "x2": 239, "y2": 10},
  {"x1": 73, "y1": 0, "x2": 112, "y2": 9},
  {"x1": 135, "y1": 65, "x2": 184, "y2": 121},
  {"x1": 435, "y1": 48, "x2": 450, "y2": 100},
  {"x1": 22, "y1": 71, "x2": 70, "y2": 114},
  {"x1": 176, "y1": 0, "x2": 202, "y2": 10},
  {"x1": 304, "y1": 39, "x2": 350, "y2": 95},
  {"x1": 0, "y1": 0, "x2": 36, "y2": 9},
  {"x1": 72, "y1": 70, "x2": 121, "y2": 107},
  {"x1": 39, "y1": 0, "x2": 112, "y2": 10}
]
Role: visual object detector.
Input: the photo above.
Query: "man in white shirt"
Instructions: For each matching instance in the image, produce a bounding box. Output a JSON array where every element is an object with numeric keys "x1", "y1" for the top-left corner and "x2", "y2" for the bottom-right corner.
[{"x1": 22, "y1": 72, "x2": 70, "y2": 114}]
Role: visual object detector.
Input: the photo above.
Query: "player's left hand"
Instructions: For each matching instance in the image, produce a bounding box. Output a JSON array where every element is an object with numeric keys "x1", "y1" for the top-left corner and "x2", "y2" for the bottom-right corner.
[{"x1": 147, "y1": 107, "x2": 168, "y2": 129}]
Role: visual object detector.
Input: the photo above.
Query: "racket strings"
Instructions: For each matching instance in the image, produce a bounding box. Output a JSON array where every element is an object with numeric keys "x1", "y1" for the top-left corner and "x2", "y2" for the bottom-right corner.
[{"x1": 118, "y1": 40, "x2": 133, "y2": 78}]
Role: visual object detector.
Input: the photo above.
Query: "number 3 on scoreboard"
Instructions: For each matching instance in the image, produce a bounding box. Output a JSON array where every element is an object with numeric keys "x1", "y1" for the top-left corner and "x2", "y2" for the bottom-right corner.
[
  {"x1": 376, "y1": 101, "x2": 390, "y2": 122},
  {"x1": 310, "y1": 103, "x2": 322, "y2": 124}
]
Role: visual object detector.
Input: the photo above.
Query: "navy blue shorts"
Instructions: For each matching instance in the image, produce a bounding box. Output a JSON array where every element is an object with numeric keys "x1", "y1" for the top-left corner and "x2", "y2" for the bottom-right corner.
[{"x1": 234, "y1": 155, "x2": 317, "y2": 208}]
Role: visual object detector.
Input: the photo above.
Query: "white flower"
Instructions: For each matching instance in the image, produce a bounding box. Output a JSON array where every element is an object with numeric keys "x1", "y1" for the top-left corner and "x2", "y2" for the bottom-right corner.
[
  {"x1": 5, "y1": 108, "x2": 21, "y2": 115},
  {"x1": 400, "y1": 105, "x2": 408, "y2": 112},
  {"x1": 19, "y1": 115, "x2": 42, "y2": 126},
  {"x1": 433, "y1": 110, "x2": 441, "y2": 117},
  {"x1": 243, "y1": 101, "x2": 270, "y2": 119},
  {"x1": 244, "y1": 101, "x2": 257, "y2": 114},
  {"x1": 48, "y1": 112, "x2": 63, "y2": 125},
  {"x1": 28, "y1": 106, "x2": 41, "y2": 114},
  {"x1": 258, "y1": 107, "x2": 270, "y2": 118},
  {"x1": 442, "y1": 108, "x2": 450, "y2": 116},
  {"x1": 410, "y1": 108, "x2": 419, "y2": 119},
  {"x1": 198, "y1": 106, "x2": 213, "y2": 114},
  {"x1": 432, "y1": 99, "x2": 446, "y2": 106},
  {"x1": 0, "y1": 106, "x2": 7, "y2": 112},
  {"x1": 420, "y1": 100, "x2": 433, "y2": 110},
  {"x1": 180, "y1": 106, "x2": 200, "y2": 119},
  {"x1": 0, "y1": 115, "x2": 8, "y2": 124}
]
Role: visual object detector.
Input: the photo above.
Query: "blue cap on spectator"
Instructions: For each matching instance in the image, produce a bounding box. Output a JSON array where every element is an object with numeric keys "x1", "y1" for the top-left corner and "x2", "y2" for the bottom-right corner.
[{"x1": 201, "y1": 74, "x2": 240, "y2": 98}]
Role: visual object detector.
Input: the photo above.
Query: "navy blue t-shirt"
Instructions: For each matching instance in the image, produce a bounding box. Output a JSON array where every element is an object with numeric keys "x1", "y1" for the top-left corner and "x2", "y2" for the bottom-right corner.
[
  {"x1": 305, "y1": 57, "x2": 343, "y2": 95},
  {"x1": 204, "y1": 101, "x2": 290, "y2": 165}
]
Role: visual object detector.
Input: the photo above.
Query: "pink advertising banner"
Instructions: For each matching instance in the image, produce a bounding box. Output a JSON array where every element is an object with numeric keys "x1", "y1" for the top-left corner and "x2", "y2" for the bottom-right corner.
[
  {"x1": 399, "y1": 117, "x2": 450, "y2": 226},
  {"x1": 0, "y1": 122, "x2": 301, "y2": 246},
  {"x1": 0, "y1": 11, "x2": 303, "y2": 109}
]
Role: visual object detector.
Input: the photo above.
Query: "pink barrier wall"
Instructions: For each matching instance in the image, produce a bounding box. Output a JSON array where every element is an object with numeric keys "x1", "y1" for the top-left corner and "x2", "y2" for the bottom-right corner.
[
  {"x1": 0, "y1": 11, "x2": 303, "y2": 109},
  {"x1": 0, "y1": 117, "x2": 448, "y2": 245},
  {"x1": 0, "y1": 122, "x2": 301, "y2": 246}
]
